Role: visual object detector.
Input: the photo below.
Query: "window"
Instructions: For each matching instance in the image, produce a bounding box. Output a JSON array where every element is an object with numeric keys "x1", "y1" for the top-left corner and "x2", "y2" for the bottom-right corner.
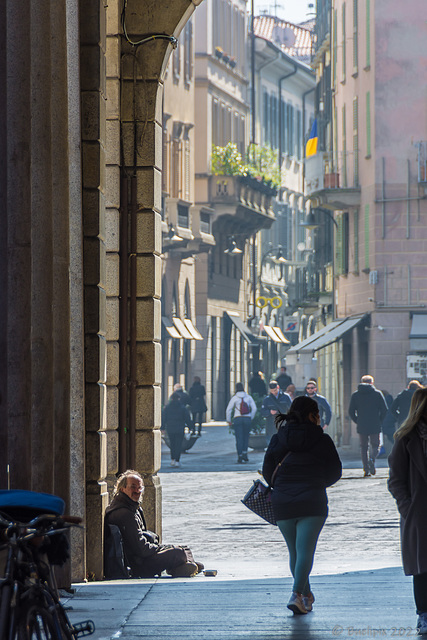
[
  {"x1": 173, "y1": 40, "x2": 181, "y2": 80},
  {"x1": 184, "y1": 18, "x2": 193, "y2": 86},
  {"x1": 353, "y1": 0, "x2": 358, "y2": 74},
  {"x1": 366, "y1": 91, "x2": 371, "y2": 157},
  {"x1": 335, "y1": 212, "x2": 349, "y2": 275},
  {"x1": 200, "y1": 211, "x2": 211, "y2": 234},
  {"x1": 365, "y1": 0, "x2": 371, "y2": 68},
  {"x1": 212, "y1": 99, "x2": 219, "y2": 146},
  {"x1": 333, "y1": 9, "x2": 338, "y2": 87},
  {"x1": 296, "y1": 110, "x2": 302, "y2": 159},
  {"x1": 353, "y1": 210, "x2": 359, "y2": 272},
  {"x1": 341, "y1": 3, "x2": 346, "y2": 83},
  {"x1": 287, "y1": 104, "x2": 294, "y2": 156},
  {"x1": 342, "y1": 104, "x2": 347, "y2": 187},
  {"x1": 364, "y1": 204, "x2": 370, "y2": 269},
  {"x1": 178, "y1": 203, "x2": 189, "y2": 228},
  {"x1": 353, "y1": 97, "x2": 359, "y2": 186}
]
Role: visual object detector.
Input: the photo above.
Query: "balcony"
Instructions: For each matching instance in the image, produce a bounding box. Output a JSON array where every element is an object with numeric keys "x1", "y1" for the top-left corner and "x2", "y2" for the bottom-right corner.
[
  {"x1": 208, "y1": 175, "x2": 276, "y2": 234},
  {"x1": 162, "y1": 199, "x2": 215, "y2": 256},
  {"x1": 305, "y1": 153, "x2": 361, "y2": 210}
]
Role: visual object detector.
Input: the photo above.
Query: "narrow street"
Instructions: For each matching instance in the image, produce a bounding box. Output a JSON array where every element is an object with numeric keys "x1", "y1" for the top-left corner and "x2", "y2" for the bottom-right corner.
[{"x1": 67, "y1": 424, "x2": 415, "y2": 640}]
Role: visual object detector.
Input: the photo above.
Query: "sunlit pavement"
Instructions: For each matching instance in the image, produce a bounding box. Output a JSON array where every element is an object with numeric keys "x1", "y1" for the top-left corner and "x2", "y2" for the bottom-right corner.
[{"x1": 67, "y1": 423, "x2": 416, "y2": 639}]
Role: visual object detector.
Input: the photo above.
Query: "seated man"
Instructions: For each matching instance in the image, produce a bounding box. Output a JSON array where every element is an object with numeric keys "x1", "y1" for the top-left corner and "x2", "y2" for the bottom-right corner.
[{"x1": 105, "y1": 469, "x2": 203, "y2": 578}]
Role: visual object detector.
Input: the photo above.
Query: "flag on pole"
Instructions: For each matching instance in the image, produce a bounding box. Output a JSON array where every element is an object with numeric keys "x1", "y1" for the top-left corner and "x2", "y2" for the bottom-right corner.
[{"x1": 305, "y1": 119, "x2": 318, "y2": 157}]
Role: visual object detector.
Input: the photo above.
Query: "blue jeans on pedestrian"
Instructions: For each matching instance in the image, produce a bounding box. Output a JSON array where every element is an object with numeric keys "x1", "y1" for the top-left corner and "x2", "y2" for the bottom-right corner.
[{"x1": 233, "y1": 416, "x2": 252, "y2": 456}]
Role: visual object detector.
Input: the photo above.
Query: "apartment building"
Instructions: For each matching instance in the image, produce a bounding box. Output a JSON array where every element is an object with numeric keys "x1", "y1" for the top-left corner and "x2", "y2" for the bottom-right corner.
[{"x1": 301, "y1": 0, "x2": 427, "y2": 448}]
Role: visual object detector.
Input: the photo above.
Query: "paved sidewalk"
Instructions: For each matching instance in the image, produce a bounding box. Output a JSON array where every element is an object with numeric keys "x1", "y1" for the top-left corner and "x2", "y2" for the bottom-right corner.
[
  {"x1": 67, "y1": 567, "x2": 416, "y2": 640},
  {"x1": 65, "y1": 423, "x2": 417, "y2": 639}
]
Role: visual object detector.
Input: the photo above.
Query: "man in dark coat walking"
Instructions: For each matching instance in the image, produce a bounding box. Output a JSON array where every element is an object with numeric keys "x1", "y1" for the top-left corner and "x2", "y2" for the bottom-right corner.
[
  {"x1": 349, "y1": 374, "x2": 388, "y2": 477},
  {"x1": 391, "y1": 380, "x2": 423, "y2": 426},
  {"x1": 261, "y1": 381, "x2": 292, "y2": 439}
]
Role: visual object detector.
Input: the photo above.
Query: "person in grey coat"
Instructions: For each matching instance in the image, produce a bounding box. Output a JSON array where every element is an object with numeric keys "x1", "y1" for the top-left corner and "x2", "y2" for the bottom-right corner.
[
  {"x1": 388, "y1": 387, "x2": 427, "y2": 636},
  {"x1": 348, "y1": 375, "x2": 388, "y2": 477}
]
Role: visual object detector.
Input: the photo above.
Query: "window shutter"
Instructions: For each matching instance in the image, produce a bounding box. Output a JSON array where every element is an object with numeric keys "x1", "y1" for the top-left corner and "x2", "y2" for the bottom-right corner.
[
  {"x1": 365, "y1": 0, "x2": 371, "y2": 67},
  {"x1": 353, "y1": 96, "x2": 359, "y2": 186},
  {"x1": 364, "y1": 204, "x2": 370, "y2": 269},
  {"x1": 366, "y1": 91, "x2": 371, "y2": 157},
  {"x1": 354, "y1": 210, "x2": 359, "y2": 272},
  {"x1": 342, "y1": 104, "x2": 347, "y2": 187},
  {"x1": 342, "y1": 3, "x2": 346, "y2": 83},
  {"x1": 353, "y1": 0, "x2": 358, "y2": 73}
]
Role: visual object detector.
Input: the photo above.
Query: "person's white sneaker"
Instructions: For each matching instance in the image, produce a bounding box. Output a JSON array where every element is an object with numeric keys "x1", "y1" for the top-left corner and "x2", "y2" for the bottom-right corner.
[
  {"x1": 287, "y1": 592, "x2": 307, "y2": 615},
  {"x1": 170, "y1": 460, "x2": 176, "y2": 467},
  {"x1": 302, "y1": 592, "x2": 315, "y2": 612},
  {"x1": 175, "y1": 460, "x2": 181, "y2": 467}
]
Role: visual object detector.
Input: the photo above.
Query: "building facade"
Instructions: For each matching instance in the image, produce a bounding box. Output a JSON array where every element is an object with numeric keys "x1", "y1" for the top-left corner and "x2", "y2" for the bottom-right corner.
[{"x1": 301, "y1": 0, "x2": 427, "y2": 448}]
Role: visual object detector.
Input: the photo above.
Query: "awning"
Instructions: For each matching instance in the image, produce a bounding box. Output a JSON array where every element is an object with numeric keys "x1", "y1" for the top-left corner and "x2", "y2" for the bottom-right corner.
[
  {"x1": 225, "y1": 311, "x2": 259, "y2": 346},
  {"x1": 183, "y1": 318, "x2": 203, "y2": 341},
  {"x1": 264, "y1": 326, "x2": 281, "y2": 342},
  {"x1": 410, "y1": 314, "x2": 427, "y2": 338},
  {"x1": 162, "y1": 316, "x2": 183, "y2": 339},
  {"x1": 172, "y1": 317, "x2": 198, "y2": 340},
  {"x1": 287, "y1": 315, "x2": 367, "y2": 354},
  {"x1": 272, "y1": 326, "x2": 291, "y2": 344}
]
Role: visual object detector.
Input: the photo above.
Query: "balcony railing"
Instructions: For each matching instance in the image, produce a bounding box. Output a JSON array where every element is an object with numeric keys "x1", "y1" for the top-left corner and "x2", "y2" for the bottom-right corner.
[
  {"x1": 305, "y1": 152, "x2": 361, "y2": 209},
  {"x1": 416, "y1": 141, "x2": 427, "y2": 182}
]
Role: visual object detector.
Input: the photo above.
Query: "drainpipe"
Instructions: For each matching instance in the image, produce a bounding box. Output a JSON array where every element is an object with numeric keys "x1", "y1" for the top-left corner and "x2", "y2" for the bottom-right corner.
[
  {"x1": 278, "y1": 64, "x2": 298, "y2": 175},
  {"x1": 129, "y1": 175, "x2": 137, "y2": 469},
  {"x1": 119, "y1": 174, "x2": 129, "y2": 473}
]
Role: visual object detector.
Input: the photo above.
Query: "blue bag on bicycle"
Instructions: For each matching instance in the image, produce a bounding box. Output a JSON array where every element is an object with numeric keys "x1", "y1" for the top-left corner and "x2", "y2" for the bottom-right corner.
[{"x1": 0, "y1": 489, "x2": 65, "y2": 521}]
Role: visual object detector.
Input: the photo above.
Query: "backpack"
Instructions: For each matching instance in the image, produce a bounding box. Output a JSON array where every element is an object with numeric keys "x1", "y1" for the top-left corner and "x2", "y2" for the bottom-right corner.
[
  {"x1": 239, "y1": 397, "x2": 251, "y2": 415},
  {"x1": 104, "y1": 524, "x2": 130, "y2": 579}
]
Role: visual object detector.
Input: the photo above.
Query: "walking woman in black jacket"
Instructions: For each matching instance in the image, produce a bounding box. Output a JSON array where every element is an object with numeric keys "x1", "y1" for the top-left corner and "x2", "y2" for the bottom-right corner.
[
  {"x1": 262, "y1": 396, "x2": 342, "y2": 615},
  {"x1": 388, "y1": 387, "x2": 427, "y2": 635},
  {"x1": 162, "y1": 392, "x2": 193, "y2": 467}
]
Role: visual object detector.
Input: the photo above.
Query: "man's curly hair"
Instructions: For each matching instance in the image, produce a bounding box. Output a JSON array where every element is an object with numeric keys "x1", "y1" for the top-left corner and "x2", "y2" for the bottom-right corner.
[{"x1": 113, "y1": 469, "x2": 143, "y2": 497}]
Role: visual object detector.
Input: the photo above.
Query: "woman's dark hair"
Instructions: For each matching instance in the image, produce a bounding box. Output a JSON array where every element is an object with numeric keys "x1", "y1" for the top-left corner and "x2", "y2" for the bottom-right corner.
[
  {"x1": 275, "y1": 395, "x2": 319, "y2": 429},
  {"x1": 235, "y1": 382, "x2": 244, "y2": 393}
]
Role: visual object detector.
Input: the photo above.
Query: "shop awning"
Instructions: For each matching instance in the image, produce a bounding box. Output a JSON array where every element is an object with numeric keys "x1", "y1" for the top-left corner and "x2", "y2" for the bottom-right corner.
[
  {"x1": 172, "y1": 316, "x2": 202, "y2": 340},
  {"x1": 410, "y1": 314, "x2": 427, "y2": 338},
  {"x1": 225, "y1": 311, "x2": 259, "y2": 346},
  {"x1": 264, "y1": 325, "x2": 282, "y2": 343},
  {"x1": 272, "y1": 326, "x2": 291, "y2": 344},
  {"x1": 182, "y1": 318, "x2": 203, "y2": 341},
  {"x1": 162, "y1": 316, "x2": 183, "y2": 339},
  {"x1": 287, "y1": 315, "x2": 367, "y2": 354}
]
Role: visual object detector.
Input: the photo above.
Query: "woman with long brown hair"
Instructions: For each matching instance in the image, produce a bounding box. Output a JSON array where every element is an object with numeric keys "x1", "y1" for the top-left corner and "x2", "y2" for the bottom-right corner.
[{"x1": 388, "y1": 386, "x2": 427, "y2": 635}]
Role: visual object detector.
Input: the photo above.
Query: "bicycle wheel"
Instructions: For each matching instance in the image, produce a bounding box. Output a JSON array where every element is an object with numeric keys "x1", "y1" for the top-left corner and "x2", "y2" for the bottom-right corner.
[{"x1": 16, "y1": 604, "x2": 58, "y2": 640}]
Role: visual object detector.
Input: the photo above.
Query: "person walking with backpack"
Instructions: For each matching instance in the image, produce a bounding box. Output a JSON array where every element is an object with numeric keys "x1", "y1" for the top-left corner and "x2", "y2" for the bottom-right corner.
[{"x1": 226, "y1": 383, "x2": 257, "y2": 464}]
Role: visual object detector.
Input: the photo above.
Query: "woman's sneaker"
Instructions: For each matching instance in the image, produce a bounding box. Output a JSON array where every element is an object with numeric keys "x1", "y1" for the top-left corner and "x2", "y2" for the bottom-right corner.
[
  {"x1": 303, "y1": 592, "x2": 315, "y2": 612},
  {"x1": 287, "y1": 592, "x2": 307, "y2": 615},
  {"x1": 417, "y1": 613, "x2": 427, "y2": 635}
]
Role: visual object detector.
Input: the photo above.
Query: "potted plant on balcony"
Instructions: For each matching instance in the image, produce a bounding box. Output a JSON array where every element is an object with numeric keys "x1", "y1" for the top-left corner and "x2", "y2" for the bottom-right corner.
[{"x1": 214, "y1": 46, "x2": 224, "y2": 59}]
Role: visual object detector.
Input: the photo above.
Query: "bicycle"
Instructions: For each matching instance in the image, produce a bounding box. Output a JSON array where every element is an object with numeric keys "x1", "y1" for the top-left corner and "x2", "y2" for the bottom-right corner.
[{"x1": 0, "y1": 490, "x2": 95, "y2": 640}]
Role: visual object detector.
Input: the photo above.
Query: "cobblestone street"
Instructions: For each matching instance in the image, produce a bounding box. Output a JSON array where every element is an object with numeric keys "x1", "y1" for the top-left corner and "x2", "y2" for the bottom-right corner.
[{"x1": 159, "y1": 423, "x2": 401, "y2": 577}]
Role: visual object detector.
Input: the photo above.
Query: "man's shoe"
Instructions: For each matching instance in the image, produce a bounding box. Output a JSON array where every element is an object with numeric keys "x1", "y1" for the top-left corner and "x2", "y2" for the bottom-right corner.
[
  {"x1": 170, "y1": 460, "x2": 176, "y2": 467},
  {"x1": 237, "y1": 456, "x2": 244, "y2": 464},
  {"x1": 363, "y1": 470, "x2": 371, "y2": 477},
  {"x1": 302, "y1": 592, "x2": 315, "y2": 612},
  {"x1": 417, "y1": 613, "x2": 427, "y2": 635},
  {"x1": 242, "y1": 453, "x2": 249, "y2": 462},
  {"x1": 195, "y1": 562, "x2": 204, "y2": 573},
  {"x1": 170, "y1": 562, "x2": 198, "y2": 578},
  {"x1": 369, "y1": 459, "x2": 376, "y2": 475},
  {"x1": 287, "y1": 592, "x2": 307, "y2": 615}
]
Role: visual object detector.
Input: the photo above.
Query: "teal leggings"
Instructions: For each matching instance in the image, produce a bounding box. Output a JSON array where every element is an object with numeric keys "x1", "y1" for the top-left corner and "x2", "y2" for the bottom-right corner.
[{"x1": 277, "y1": 516, "x2": 326, "y2": 595}]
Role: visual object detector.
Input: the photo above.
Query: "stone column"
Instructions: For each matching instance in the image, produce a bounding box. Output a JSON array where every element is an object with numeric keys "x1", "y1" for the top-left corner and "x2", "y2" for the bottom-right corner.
[{"x1": 80, "y1": 0, "x2": 109, "y2": 577}]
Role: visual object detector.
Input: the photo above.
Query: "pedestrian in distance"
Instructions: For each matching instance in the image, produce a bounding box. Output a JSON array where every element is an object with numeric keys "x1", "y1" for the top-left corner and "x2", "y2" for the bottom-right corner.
[
  {"x1": 305, "y1": 380, "x2": 332, "y2": 430},
  {"x1": 285, "y1": 384, "x2": 297, "y2": 402},
  {"x1": 388, "y1": 387, "x2": 427, "y2": 635},
  {"x1": 262, "y1": 396, "x2": 342, "y2": 615},
  {"x1": 391, "y1": 380, "x2": 423, "y2": 427},
  {"x1": 260, "y1": 381, "x2": 292, "y2": 440},
  {"x1": 105, "y1": 470, "x2": 204, "y2": 578},
  {"x1": 189, "y1": 376, "x2": 207, "y2": 436},
  {"x1": 348, "y1": 375, "x2": 388, "y2": 477},
  {"x1": 276, "y1": 366, "x2": 292, "y2": 392},
  {"x1": 172, "y1": 382, "x2": 191, "y2": 408},
  {"x1": 162, "y1": 392, "x2": 193, "y2": 468},
  {"x1": 249, "y1": 371, "x2": 267, "y2": 397},
  {"x1": 226, "y1": 383, "x2": 257, "y2": 464},
  {"x1": 377, "y1": 389, "x2": 395, "y2": 457}
]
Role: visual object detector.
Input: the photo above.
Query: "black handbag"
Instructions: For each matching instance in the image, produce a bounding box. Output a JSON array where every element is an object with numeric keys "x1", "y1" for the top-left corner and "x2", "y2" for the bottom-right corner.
[{"x1": 241, "y1": 452, "x2": 291, "y2": 526}]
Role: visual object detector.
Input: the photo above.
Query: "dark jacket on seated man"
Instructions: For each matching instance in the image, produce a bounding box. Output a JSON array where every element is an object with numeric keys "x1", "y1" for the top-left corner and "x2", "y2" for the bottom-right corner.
[{"x1": 104, "y1": 470, "x2": 203, "y2": 578}]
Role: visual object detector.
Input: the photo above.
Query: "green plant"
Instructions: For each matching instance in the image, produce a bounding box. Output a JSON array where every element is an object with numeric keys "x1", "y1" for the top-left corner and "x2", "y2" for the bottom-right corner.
[{"x1": 210, "y1": 142, "x2": 280, "y2": 192}]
